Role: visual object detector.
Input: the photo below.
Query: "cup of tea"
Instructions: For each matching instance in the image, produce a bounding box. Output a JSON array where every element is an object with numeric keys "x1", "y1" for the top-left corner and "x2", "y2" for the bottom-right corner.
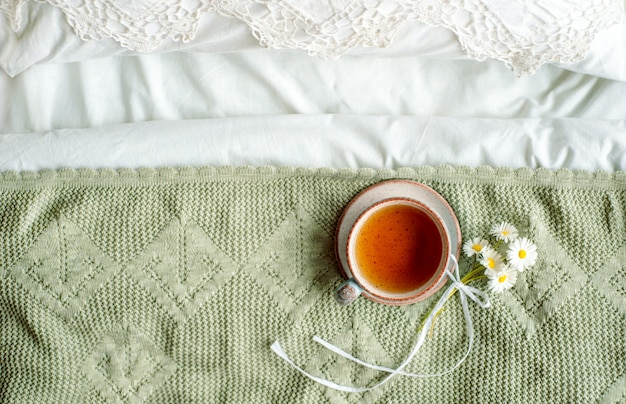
[{"x1": 335, "y1": 197, "x2": 452, "y2": 306}]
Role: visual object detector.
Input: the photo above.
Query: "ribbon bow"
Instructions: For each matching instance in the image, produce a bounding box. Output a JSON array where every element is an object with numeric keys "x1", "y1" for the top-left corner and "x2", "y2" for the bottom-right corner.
[{"x1": 271, "y1": 254, "x2": 491, "y2": 393}]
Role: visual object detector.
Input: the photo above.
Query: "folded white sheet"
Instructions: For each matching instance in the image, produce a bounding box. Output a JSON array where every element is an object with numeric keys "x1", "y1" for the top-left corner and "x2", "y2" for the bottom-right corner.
[
  {"x1": 1, "y1": 44, "x2": 624, "y2": 173},
  {"x1": 3, "y1": 50, "x2": 626, "y2": 134},
  {"x1": 2, "y1": 116, "x2": 625, "y2": 172}
]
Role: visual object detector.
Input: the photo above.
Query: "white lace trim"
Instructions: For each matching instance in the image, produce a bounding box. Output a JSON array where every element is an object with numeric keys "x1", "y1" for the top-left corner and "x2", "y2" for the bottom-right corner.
[{"x1": 2, "y1": 0, "x2": 624, "y2": 75}]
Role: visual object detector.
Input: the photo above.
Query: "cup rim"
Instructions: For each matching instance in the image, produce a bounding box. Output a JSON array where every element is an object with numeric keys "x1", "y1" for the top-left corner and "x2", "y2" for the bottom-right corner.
[{"x1": 345, "y1": 197, "x2": 451, "y2": 305}]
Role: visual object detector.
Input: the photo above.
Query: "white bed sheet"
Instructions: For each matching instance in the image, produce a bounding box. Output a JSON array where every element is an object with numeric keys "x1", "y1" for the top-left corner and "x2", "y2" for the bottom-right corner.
[
  {"x1": 1, "y1": 50, "x2": 625, "y2": 172},
  {"x1": 2, "y1": 116, "x2": 625, "y2": 172}
]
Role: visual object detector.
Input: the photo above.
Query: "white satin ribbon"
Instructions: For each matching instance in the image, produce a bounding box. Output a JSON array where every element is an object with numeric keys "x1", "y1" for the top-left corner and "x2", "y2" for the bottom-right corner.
[{"x1": 271, "y1": 254, "x2": 491, "y2": 393}]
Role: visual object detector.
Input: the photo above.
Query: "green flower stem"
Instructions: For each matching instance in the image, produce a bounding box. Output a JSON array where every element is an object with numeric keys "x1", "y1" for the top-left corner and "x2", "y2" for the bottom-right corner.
[
  {"x1": 417, "y1": 262, "x2": 487, "y2": 335},
  {"x1": 418, "y1": 237, "x2": 514, "y2": 335},
  {"x1": 462, "y1": 265, "x2": 486, "y2": 283}
]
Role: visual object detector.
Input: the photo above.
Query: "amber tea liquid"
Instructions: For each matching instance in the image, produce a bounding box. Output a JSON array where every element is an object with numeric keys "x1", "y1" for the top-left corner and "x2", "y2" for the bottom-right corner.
[{"x1": 354, "y1": 203, "x2": 444, "y2": 294}]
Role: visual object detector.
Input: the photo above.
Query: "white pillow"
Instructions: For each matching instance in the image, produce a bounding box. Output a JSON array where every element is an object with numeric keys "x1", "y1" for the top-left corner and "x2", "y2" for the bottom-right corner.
[
  {"x1": 1, "y1": 0, "x2": 624, "y2": 80},
  {"x1": 0, "y1": 2, "x2": 262, "y2": 77}
]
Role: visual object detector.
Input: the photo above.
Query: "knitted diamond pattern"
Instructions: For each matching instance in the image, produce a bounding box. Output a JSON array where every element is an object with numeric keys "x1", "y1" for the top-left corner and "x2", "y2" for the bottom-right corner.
[{"x1": 0, "y1": 166, "x2": 624, "y2": 403}]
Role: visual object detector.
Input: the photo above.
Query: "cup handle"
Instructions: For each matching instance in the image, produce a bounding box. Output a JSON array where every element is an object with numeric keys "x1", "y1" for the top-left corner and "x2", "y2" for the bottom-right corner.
[{"x1": 334, "y1": 279, "x2": 363, "y2": 306}]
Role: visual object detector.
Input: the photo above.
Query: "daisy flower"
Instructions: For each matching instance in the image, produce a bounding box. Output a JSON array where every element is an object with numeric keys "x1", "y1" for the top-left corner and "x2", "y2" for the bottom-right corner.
[
  {"x1": 479, "y1": 247, "x2": 504, "y2": 273},
  {"x1": 490, "y1": 222, "x2": 518, "y2": 242},
  {"x1": 507, "y1": 237, "x2": 538, "y2": 271},
  {"x1": 463, "y1": 237, "x2": 490, "y2": 257},
  {"x1": 487, "y1": 265, "x2": 518, "y2": 293}
]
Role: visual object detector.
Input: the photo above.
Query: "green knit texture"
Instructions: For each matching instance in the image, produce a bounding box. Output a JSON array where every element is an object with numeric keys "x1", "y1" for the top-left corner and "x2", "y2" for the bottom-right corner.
[{"x1": 0, "y1": 166, "x2": 625, "y2": 403}]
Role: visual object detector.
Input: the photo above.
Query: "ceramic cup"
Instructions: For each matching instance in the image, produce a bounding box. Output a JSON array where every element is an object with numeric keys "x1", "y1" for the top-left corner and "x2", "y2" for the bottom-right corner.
[{"x1": 335, "y1": 198, "x2": 451, "y2": 306}]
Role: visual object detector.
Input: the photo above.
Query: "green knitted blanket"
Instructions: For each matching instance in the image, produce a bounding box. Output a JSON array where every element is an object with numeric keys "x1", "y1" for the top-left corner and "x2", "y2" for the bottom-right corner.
[{"x1": 1, "y1": 166, "x2": 624, "y2": 403}]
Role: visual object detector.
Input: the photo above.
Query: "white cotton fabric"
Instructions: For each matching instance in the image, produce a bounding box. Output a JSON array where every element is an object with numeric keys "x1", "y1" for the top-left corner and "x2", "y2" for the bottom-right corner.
[
  {"x1": 1, "y1": 116, "x2": 625, "y2": 172},
  {"x1": 1, "y1": 50, "x2": 625, "y2": 173}
]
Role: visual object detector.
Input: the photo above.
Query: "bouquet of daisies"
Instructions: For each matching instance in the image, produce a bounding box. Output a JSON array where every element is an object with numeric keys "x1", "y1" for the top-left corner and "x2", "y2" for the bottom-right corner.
[{"x1": 462, "y1": 222, "x2": 538, "y2": 293}]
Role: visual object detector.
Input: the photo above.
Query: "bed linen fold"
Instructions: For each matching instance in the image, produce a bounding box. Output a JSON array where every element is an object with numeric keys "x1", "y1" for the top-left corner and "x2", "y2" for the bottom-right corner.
[
  {"x1": 2, "y1": 116, "x2": 625, "y2": 172},
  {"x1": 2, "y1": 51, "x2": 626, "y2": 136}
]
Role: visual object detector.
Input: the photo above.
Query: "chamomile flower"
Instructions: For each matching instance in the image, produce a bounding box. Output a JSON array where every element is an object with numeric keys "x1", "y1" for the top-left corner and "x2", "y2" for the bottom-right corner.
[
  {"x1": 490, "y1": 222, "x2": 518, "y2": 242},
  {"x1": 486, "y1": 265, "x2": 518, "y2": 293},
  {"x1": 463, "y1": 237, "x2": 490, "y2": 257},
  {"x1": 479, "y1": 247, "x2": 504, "y2": 273},
  {"x1": 506, "y1": 237, "x2": 538, "y2": 271}
]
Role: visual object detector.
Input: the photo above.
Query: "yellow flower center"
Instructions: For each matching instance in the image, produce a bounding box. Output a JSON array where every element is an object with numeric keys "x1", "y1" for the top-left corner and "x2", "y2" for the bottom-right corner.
[
  {"x1": 518, "y1": 250, "x2": 527, "y2": 259},
  {"x1": 472, "y1": 244, "x2": 482, "y2": 252},
  {"x1": 498, "y1": 274, "x2": 507, "y2": 283},
  {"x1": 501, "y1": 230, "x2": 509, "y2": 236},
  {"x1": 487, "y1": 258, "x2": 496, "y2": 269}
]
